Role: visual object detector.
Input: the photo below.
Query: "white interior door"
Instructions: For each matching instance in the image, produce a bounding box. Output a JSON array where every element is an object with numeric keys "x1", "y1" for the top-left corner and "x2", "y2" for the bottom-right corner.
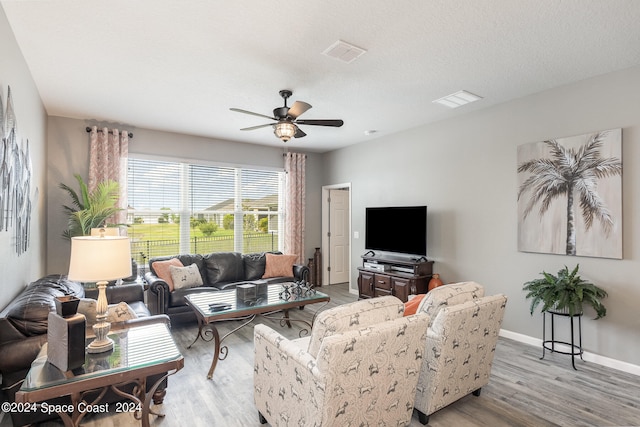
[{"x1": 328, "y1": 189, "x2": 350, "y2": 284}]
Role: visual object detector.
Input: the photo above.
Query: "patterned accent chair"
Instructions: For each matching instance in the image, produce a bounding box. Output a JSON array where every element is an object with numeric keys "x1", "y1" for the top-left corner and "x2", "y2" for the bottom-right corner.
[
  {"x1": 413, "y1": 281, "x2": 508, "y2": 424},
  {"x1": 254, "y1": 296, "x2": 430, "y2": 426}
]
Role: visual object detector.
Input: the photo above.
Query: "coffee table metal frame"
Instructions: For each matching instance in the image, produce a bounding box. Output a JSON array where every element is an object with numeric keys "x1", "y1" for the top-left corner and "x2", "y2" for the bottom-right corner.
[
  {"x1": 15, "y1": 319, "x2": 184, "y2": 427},
  {"x1": 185, "y1": 283, "x2": 330, "y2": 379}
]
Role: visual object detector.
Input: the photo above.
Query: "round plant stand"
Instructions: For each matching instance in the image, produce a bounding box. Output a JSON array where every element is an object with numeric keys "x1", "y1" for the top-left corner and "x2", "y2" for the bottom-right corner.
[{"x1": 541, "y1": 309, "x2": 584, "y2": 370}]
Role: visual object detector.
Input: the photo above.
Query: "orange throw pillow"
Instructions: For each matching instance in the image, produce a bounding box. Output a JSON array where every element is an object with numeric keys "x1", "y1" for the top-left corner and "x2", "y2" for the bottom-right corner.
[
  {"x1": 262, "y1": 253, "x2": 297, "y2": 279},
  {"x1": 152, "y1": 258, "x2": 184, "y2": 292},
  {"x1": 404, "y1": 294, "x2": 426, "y2": 316}
]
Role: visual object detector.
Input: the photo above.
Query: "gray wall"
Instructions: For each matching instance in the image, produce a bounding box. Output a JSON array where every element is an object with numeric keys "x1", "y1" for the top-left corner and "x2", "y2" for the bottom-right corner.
[
  {"x1": 0, "y1": 6, "x2": 47, "y2": 310},
  {"x1": 4, "y1": 0, "x2": 638, "y2": 369},
  {"x1": 46, "y1": 116, "x2": 324, "y2": 274},
  {"x1": 322, "y1": 66, "x2": 640, "y2": 367}
]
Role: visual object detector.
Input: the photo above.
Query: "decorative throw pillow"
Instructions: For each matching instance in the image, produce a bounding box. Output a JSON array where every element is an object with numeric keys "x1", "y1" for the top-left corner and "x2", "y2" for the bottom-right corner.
[
  {"x1": 107, "y1": 302, "x2": 138, "y2": 323},
  {"x1": 77, "y1": 298, "x2": 98, "y2": 324},
  {"x1": 403, "y1": 294, "x2": 426, "y2": 316},
  {"x1": 169, "y1": 264, "x2": 204, "y2": 290},
  {"x1": 243, "y1": 252, "x2": 267, "y2": 280},
  {"x1": 152, "y1": 258, "x2": 184, "y2": 292},
  {"x1": 78, "y1": 299, "x2": 138, "y2": 325},
  {"x1": 262, "y1": 253, "x2": 297, "y2": 279}
]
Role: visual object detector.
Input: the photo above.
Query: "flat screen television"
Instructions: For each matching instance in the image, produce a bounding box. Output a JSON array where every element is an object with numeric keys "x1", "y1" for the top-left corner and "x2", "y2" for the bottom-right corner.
[{"x1": 365, "y1": 206, "x2": 427, "y2": 257}]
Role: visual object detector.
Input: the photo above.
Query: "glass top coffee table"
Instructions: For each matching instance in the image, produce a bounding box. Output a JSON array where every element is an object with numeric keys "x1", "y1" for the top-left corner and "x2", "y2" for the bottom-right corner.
[
  {"x1": 15, "y1": 320, "x2": 184, "y2": 427},
  {"x1": 185, "y1": 282, "x2": 329, "y2": 379}
]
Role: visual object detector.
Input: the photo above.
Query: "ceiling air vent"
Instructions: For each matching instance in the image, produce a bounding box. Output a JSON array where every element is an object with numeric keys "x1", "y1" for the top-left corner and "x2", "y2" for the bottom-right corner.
[
  {"x1": 433, "y1": 90, "x2": 483, "y2": 108},
  {"x1": 322, "y1": 40, "x2": 367, "y2": 63}
]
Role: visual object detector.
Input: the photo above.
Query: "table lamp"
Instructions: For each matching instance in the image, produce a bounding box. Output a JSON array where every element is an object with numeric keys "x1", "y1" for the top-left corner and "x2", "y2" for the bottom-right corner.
[{"x1": 68, "y1": 233, "x2": 132, "y2": 353}]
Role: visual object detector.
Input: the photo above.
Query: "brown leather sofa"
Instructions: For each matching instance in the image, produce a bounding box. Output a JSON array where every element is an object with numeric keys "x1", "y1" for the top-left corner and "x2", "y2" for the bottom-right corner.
[
  {"x1": 146, "y1": 251, "x2": 310, "y2": 323},
  {"x1": 0, "y1": 274, "x2": 164, "y2": 426}
]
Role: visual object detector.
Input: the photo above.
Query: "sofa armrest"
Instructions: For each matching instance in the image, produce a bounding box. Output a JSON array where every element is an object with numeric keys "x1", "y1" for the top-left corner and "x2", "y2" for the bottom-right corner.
[
  {"x1": 145, "y1": 272, "x2": 170, "y2": 315},
  {"x1": 254, "y1": 324, "x2": 320, "y2": 375},
  {"x1": 293, "y1": 264, "x2": 310, "y2": 282},
  {"x1": 0, "y1": 334, "x2": 47, "y2": 374},
  {"x1": 0, "y1": 317, "x2": 27, "y2": 345},
  {"x1": 89, "y1": 315, "x2": 170, "y2": 338},
  {"x1": 115, "y1": 314, "x2": 171, "y2": 330},
  {"x1": 254, "y1": 324, "x2": 323, "y2": 423},
  {"x1": 108, "y1": 283, "x2": 145, "y2": 304}
]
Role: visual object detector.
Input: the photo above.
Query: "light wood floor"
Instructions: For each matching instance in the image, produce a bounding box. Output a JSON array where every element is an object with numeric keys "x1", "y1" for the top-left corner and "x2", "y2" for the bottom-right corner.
[{"x1": 2, "y1": 283, "x2": 639, "y2": 427}]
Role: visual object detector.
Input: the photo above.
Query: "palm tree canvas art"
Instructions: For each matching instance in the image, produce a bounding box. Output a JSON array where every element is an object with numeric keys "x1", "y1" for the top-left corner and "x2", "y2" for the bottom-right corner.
[{"x1": 517, "y1": 129, "x2": 622, "y2": 259}]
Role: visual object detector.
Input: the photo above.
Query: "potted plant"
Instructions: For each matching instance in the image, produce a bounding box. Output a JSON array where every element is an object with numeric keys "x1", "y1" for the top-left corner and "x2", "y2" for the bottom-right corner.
[
  {"x1": 522, "y1": 264, "x2": 608, "y2": 319},
  {"x1": 60, "y1": 174, "x2": 122, "y2": 239}
]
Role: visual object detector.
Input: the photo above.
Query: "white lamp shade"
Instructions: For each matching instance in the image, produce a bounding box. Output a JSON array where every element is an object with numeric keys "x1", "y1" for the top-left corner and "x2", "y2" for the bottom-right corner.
[{"x1": 68, "y1": 236, "x2": 132, "y2": 282}]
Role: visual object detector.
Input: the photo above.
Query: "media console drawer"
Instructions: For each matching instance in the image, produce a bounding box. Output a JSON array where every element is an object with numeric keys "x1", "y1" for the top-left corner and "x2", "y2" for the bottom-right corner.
[
  {"x1": 374, "y1": 274, "x2": 391, "y2": 290},
  {"x1": 357, "y1": 255, "x2": 433, "y2": 302}
]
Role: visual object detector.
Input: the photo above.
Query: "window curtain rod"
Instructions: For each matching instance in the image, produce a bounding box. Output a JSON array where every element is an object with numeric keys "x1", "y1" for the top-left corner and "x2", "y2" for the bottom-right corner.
[{"x1": 86, "y1": 127, "x2": 133, "y2": 138}]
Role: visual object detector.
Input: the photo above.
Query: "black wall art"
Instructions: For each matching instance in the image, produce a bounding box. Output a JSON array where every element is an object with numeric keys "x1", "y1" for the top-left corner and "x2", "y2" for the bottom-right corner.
[
  {"x1": 1, "y1": 86, "x2": 35, "y2": 255},
  {"x1": 517, "y1": 129, "x2": 622, "y2": 259}
]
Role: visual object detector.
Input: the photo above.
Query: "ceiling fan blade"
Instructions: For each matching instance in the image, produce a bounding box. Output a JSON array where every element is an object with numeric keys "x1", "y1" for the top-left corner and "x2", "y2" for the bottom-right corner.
[
  {"x1": 287, "y1": 101, "x2": 312, "y2": 119},
  {"x1": 295, "y1": 119, "x2": 344, "y2": 127},
  {"x1": 230, "y1": 108, "x2": 275, "y2": 121},
  {"x1": 240, "y1": 123, "x2": 274, "y2": 131},
  {"x1": 294, "y1": 126, "x2": 307, "y2": 138}
]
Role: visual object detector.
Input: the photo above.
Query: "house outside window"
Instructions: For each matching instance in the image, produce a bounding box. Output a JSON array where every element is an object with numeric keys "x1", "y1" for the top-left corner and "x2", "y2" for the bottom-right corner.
[{"x1": 126, "y1": 157, "x2": 285, "y2": 268}]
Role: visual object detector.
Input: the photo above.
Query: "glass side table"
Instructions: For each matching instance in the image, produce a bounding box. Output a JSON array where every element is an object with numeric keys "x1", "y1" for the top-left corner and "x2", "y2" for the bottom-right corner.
[{"x1": 16, "y1": 321, "x2": 184, "y2": 427}]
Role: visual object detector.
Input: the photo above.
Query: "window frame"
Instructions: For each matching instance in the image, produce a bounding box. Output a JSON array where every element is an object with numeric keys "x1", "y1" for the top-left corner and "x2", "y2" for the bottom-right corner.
[{"x1": 126, "y1": 154, "x2": 285, "y2": 262}]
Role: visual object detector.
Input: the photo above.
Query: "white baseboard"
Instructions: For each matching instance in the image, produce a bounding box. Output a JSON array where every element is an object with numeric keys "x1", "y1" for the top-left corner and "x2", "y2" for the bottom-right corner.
[{"x1": 500, "y1": 329, "x2": 640, "y2": 376}]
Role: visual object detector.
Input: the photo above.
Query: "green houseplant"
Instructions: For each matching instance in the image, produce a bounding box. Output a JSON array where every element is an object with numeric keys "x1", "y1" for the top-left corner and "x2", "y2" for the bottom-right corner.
[
  {"x1": 523, "y1": 264, "x2": 608, "y2": 319},
  {"x1": 60, "y1": 174, "x2": 121, "y2": 239}
]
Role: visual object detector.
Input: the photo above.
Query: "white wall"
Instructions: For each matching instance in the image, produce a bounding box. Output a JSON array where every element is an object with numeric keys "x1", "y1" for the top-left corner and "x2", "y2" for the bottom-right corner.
[
  {"x1": 0, "y1": 6, "x2": 48, "y2": 310},
  {"x1": 46, "y1": 116, "x2": 325, "y2": 273},
  {"x1": 322, "y1": 66, "x2": 640, "y2": 366}
]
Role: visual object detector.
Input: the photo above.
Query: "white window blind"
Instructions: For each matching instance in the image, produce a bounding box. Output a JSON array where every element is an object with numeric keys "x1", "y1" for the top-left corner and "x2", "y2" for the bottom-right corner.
[{"x1": 127, "y1": 157, "x2": 284, "y2": 264}]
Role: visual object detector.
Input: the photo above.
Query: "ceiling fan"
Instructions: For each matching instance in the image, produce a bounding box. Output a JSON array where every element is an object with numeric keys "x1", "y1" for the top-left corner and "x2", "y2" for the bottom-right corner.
[{"x1": 230, "y1": 90, "x2": 344, "y2": 142}]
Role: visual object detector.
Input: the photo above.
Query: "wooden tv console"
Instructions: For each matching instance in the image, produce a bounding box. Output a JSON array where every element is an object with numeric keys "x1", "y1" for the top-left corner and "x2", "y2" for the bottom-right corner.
[{"x1": 357, "y1": 254, "x2": 433, "y2": 302}]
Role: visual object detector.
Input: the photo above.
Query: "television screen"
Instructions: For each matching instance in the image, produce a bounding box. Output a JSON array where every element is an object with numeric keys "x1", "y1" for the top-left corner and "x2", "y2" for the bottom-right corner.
[{"x1": 365, "y1": 206, "x2": 427, "y2": 256}]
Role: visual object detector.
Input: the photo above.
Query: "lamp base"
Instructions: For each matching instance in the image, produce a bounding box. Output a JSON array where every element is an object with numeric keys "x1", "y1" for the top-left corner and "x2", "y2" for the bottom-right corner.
[
  {"x1": 87, "y1": 336, "x2": 114, "y2": 354},
  {"x1": 87, "y1": 318, "x2": 113, "y2": 353}
]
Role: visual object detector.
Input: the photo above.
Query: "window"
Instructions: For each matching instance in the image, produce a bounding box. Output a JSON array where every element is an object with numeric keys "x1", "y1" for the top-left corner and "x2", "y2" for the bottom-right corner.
[{"x1": 127, "y1": 157, "x2": 284, "y2": 266}]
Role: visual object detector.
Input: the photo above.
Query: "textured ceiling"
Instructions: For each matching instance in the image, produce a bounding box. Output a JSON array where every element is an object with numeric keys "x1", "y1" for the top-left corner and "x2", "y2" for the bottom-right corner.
[{"x1": 3, "y1": 0, "x2": 640, "y2": 153}]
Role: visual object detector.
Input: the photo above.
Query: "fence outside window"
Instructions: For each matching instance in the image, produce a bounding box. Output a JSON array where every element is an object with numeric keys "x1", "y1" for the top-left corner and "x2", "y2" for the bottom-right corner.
[{"x1": 131, "y1": 232, "x2": 278, "y2": 275}]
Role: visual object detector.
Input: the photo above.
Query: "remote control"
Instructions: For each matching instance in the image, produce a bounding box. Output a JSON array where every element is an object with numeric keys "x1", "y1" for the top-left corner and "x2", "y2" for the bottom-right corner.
[{"x1": 209, "y1": 303, "x2": 231, "y2": 312}]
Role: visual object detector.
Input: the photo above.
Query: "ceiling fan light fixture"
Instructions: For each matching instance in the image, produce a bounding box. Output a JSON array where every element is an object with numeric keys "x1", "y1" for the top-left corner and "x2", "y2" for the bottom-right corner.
[
  {"x1": 232, "y1": 90, "x2": 343, "y2": 142},
  {"x1": 274, "y1": 122, "x2": 296, "y2": 142}
]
